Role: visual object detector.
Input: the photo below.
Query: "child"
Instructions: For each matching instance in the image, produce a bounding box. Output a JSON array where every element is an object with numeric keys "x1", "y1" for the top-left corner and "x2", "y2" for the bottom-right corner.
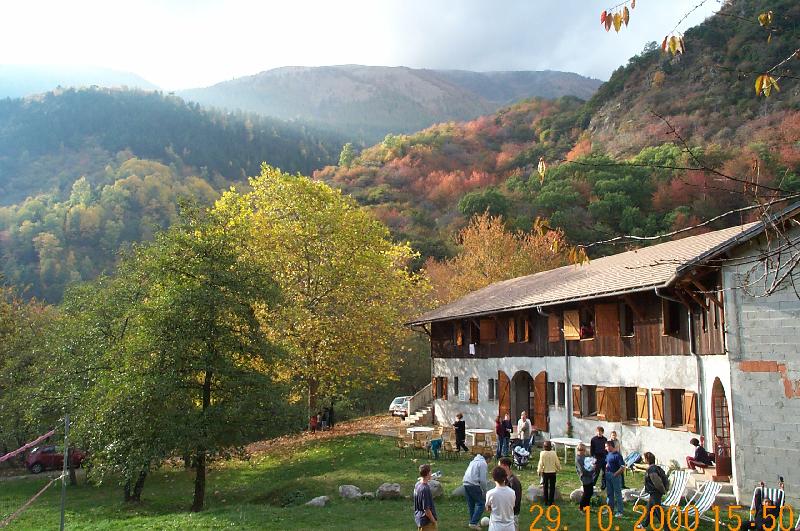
[
  {"x1": 453, "y1": 413, "x2": 468, "y2": 452},
  {"x1": 485, "y1": 466, "x2": 516, "y2": 531}
]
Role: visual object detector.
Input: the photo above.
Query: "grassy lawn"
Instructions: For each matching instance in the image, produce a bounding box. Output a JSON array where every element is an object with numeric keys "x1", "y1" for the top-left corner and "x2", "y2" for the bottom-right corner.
[{"x1": 1, "y1": 434, "x2": 720, "y2": 530}]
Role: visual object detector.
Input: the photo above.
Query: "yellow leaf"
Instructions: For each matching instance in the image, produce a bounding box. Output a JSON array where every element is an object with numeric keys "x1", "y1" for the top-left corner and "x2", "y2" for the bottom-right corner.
[
  {"x1": 758, "y1": 11, "x2": 773, "y2": 27},
  {"x1": 755, "y1": 75, "x2": 765, "y2": 95},
  {"x1": 669, "y1": 36, "x2": 678, "y2": 55},
  {"x1": 767, "y1": 33, "x2": 772, "y2": 44},
  {"x1": 613, "y1": 12, "x2": 622, "y2": 32},
  {"x1": 623, "y1": 6, "x2": 630, "y2": 26},
  {"x1": 678, "y1": 37, "x2": 686, "y2": 54},
  {"x1": 537, "y1": 157, "x2": 547, "y2": 183}
]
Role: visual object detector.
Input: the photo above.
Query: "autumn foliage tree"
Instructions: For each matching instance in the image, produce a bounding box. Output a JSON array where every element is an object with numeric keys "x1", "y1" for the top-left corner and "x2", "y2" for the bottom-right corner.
[
  {"x1": 424, "y1": 213, "x2": 571, "y2": 304},
  {"x1": 215, "y1": 165, "x2": 428, "y2": 415}
]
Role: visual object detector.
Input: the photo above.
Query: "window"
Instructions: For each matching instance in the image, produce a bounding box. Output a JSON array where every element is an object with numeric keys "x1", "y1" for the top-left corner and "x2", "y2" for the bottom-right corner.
[
  {"x1": 454, "y1": 321, "x2": 463, "y2": 346},
  {"x1": 453, "y1": 377, "x2": 459, "y2": 396},
  {"x1": 507, "y1": 317, "x2": 516, "y2": 344},
  {"x1": 432, "y1": 377, "x2": 448, "y2": 400},
  {"x1": 662, "y1": 299, "x2": 682, "y2": 336},
  {"x1": 557, "y1": 382, "x2": 565, "y2": 408},
  {"x1": 479, "y1": 318, "x2": 496, "y2": 344},
  {"x1": 469, "y1": 378, "x2": 479, "y2": 404},
  {"x1": 623, "y1": 387, "x2": 638, "y2": 422},
  {"x1": 579, "y1": 306, "x2": 595, "y2": 339},
  {"x1": 516, "y1": 315, "x2": 529, "y2": 342},
  {"x1": 619, "y1": 302, "x2": 635, "y2": 337},
  {"x1": 701, "y1": 301, "x2": 709, "y2": 332},
  {"x1": 488, "y1": 378, "x2": 496, "y2": 401},
  {"x1": 469, "y1": 321, "x2": 480, "y2": 345},
  {"x1": 547, "y1": 382, "x2": 556, "y2": 406},
  {"x1": 584, "y1": 385, "x2": 598, "y2": 417},
  {"x1": 666, "y1": 388, "x2": 684, "y2": 428}
]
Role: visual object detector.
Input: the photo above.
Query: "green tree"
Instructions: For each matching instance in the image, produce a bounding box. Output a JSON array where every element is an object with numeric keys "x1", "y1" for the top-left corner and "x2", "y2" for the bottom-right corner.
[
  {"x1": 338, "y1": 142, "x2": 356, "y2": 168},
  {"x1": 215, "y1": 165, "x2": 427, "y2": 415},
  {"x1": 457, "y1": 187, "x2": 510, "y2": 219}
]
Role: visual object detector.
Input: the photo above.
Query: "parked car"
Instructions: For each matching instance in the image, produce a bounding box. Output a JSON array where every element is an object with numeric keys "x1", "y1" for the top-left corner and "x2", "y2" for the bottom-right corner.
[
  {"x1": 388, "y1": 396, "x2": 412, "y2": 419},
  {"x1": 25, "y1": 445, "x2": 86, "y2": 474}
]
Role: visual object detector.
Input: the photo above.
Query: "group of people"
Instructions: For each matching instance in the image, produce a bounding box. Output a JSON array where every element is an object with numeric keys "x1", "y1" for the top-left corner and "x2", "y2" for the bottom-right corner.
[
  {"x1": 308, "y1": 406, "x2": 335, "y2": 433},
  {"x1": 414, "y1": 453, "x2": 523, "y2": 531},
  {"x1": 574, "y1": 426, "x2": 628, "y2": 517},
  {"x1": 450, "y1": 410, "x2": 535, "y2": 459}
]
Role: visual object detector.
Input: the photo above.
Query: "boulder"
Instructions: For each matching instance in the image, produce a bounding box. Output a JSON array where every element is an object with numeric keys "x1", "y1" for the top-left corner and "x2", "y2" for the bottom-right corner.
[
  {"x1": 570, "y1": 488, "x2": 583, "y2": 503},
  {"x1": 451, "y1": 485, "x2": 465, "y2": 497},
  {"x1": 338, "y1": 485, "x2": 362, "y2": 499},
  {"x1": 525, "y1": 485, "x2": 562, "y2": 502},
  {"x1": 428, "y1": 480, "x2": 444, "y2": 498},
  {"x1": 305, "y1": 495, "x2": 329, "y2": 507},
  {"x1": 376, "y1": 482, "x2": 402, "y2": 500},
  {"x1": 622, "y1": 488, "x2": 640, "y2": 503}
]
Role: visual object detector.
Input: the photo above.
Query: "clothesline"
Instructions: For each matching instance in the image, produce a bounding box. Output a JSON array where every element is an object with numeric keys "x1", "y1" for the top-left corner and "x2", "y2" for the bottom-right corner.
[{"x1": 0, "y1": 429, "x2": 56, "y2": 464}]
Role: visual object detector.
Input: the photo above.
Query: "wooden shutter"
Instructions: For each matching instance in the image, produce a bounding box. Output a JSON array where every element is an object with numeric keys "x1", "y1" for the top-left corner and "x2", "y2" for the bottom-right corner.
[
  {"x1": 636, "y1": 388, "x2": 650, "y2": 426},
  {"x1": 523, "y1": 317, "x2": 530, "y2": 342},
  {"x1": 563, "y1": 310, "x2": 581, "y2": 340},
  {"x1": 442, "y1": 377, "x2": 448, "y2": 401},
  {"x1": 684, "y1": 391, "x2": 698, "y2": 433},
  {"x1": 432, "y1": 377, "x2": 437, "y2": 399},
  {"x1": 596, "y1": 386, "x2": 607, "y2": 419},
  {"x1": 455, "y1": 322, "x2": 463, "y2": 346},
  {"x1": 596, "y1": 303, "x2": 620, "y2": 337},
  {"x1": 572, "y1": 385, "x2": 582, "y2": 417},
  {"x1": 498, "y1": 371, "x2": 510, "y2": 417},
  {"x1": 547, "y1": 313, "x2": 560, "y2": 342},
  {"x1": 480, "y1": 319, "x2": 496, "y2": 343},
  {"x1": 507, "y1": 318, "x2": 516, "y2": 343},
  {"x1": 652, "y1": 389, "x2": 665, "y2": 428},
  {"x1": 533, "y1": 371, "x2": 549, "y2": 431},
  {"x1": 469, "y1": 378, "x2": 478, "y2": 404},
  {"x1": 604, "y1": 387, "x2": 622, "y2": 422}
]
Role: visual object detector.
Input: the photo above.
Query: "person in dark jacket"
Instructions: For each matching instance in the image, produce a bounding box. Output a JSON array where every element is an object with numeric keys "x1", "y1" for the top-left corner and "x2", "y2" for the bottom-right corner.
[
  {"x1": 499, "y1": 457, "x2": 522, "y2": 531},
  {"x1": 685, "y1": 438, "x2": 714, "y2": 470},
  {"x1": 575, "y1": 443, "x2": 595, "y2": 509},
  {"x1": 638, "y1": 452, "x2": 669, "y2": 529},
  {"x1": 590, "y1": 426, "x2": 608, "y2": 489},
  {"x1": 453, "y1": 413, "x2": 468, "y2": 453}
]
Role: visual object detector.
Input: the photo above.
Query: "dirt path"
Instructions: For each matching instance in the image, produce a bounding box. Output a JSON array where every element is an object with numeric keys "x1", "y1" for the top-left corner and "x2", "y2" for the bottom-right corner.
[{"x1": 246, "y1": 414, "x2": 403, "y2": 456}]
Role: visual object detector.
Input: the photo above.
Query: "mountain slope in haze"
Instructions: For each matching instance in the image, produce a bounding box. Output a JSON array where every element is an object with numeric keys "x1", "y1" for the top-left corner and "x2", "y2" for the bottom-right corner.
[
  {"x1": 316, "y1": 0, "x2": 800, "y2": 263},
  {"x1": 0, "y1": 87, "x2": 343, "y2": 204},
  {"x1": 178, "y1": 65, "x2": 602, "y2": 142},
  {"x1": 0, "y1": 65, "x2": 159, "y2": 98}
]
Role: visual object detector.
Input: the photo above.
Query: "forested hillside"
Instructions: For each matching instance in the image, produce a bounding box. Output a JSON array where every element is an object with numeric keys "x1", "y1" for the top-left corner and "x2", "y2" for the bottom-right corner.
[
  {"x1": 316, "y1": 0, "x2": 800, "y2": 261},
  {"x1": 179, "y1": 65, "x2": 602, "y2": 143},
  {"x1": 0, "y1": 64, "x2": 157, "y2": 98}
]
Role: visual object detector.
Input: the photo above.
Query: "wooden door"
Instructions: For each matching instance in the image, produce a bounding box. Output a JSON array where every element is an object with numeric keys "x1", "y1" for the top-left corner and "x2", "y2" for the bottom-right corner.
[
  {"x1": 533, "y1": 371, "x2": 549, "y2": 431},
  {"x1": 498, "y1": 371, "x2": 510, "y2": 417}
]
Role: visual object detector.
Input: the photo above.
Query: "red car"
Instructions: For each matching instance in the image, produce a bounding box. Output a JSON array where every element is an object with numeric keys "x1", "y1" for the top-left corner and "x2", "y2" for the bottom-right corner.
[{"x1": 25, "y1": 446, "x2": 86, "y2": 474}]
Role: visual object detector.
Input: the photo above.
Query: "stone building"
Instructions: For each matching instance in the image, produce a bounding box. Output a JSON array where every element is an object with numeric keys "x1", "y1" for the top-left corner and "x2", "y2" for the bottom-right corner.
[{"x1": 409, "y1": 211, "x2": 800, "y2": 505}]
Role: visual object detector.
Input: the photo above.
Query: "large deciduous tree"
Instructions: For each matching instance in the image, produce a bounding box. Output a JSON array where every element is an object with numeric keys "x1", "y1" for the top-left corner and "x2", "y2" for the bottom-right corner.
[{"x1": 215, "y1": 165, "x2": 426, "y2": 415}]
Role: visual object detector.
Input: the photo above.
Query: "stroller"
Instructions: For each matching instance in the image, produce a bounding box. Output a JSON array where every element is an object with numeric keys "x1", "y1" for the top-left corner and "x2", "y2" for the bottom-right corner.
[{"x1": 511, "y1": 440, "x2": 530, "y2": 470}]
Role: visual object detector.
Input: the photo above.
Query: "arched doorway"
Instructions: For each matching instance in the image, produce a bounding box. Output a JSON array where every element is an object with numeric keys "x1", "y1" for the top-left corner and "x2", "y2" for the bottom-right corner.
[
  {"x1": 711, "y1": 378, "x2": 732, "y2": 478},
  {"x1": 511, "y1": 371, "x2": 533, "y2": 423}
]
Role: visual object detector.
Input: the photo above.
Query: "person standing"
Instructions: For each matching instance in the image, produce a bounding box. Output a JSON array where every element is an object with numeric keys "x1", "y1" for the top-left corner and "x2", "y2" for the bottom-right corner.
[
  {"x1": 453, "y1": 413, "x2": 469, "y2": 453},
  {"x1": 309, "y1": 413, "x2": 318, "y2": 433},
  {"x1": 604, "y1": 440, "x2": 625, "y2": 517},
  {"x1": 414, "y1": 464, "x2": 438, "y2": 531},
  {"x1": 575, "y1": 442, "x2": 595, "y2": 510},
  {"x1": 536, "y1": 440, "x2": 561, "y2": 505},
  {"x1": 463, "y1": 453, "x2": 491, "y2": 529},
  {"x1": 485, "y1": 466, "x2": 516, "y2": 531},
  {"x1": 637, "y1": 452, "x2": 669, "y2": 529},
  {"x1": 517, "y1": 411, "x2": 532, "y2": 451},
  {"x1": 590, "y1": 426, "x2": 608, "y2": 489},
  {"x1": 500, "y1": 414, "x2": 513, "y2": 457},
  {"x1": 610, "y1": 431, "x2": 626, "y2": 488},
  {"x1": 499, "y1": 457, "x2": 522, "y2": 531}
]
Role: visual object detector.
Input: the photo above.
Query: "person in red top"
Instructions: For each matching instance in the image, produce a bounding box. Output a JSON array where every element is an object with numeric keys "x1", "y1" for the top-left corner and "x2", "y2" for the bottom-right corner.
[{"x1": 309, "y1": 413, "x2": 318, "y2": 433}]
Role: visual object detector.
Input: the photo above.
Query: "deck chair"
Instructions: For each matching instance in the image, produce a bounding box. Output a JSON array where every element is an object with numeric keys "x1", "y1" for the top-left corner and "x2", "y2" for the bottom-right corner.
[
  {"x1": 633, "y1": 468, "x2": 689, "y2": 510},
  {"x1": 794, "y1": 513, "x2": 799, "y2": 531},
  {"x1": 672, "y1": 481, "x2": 722, "y2": 525},
  {"x1": 749, "y1": 485, "x2": 785, "y2": 530}
]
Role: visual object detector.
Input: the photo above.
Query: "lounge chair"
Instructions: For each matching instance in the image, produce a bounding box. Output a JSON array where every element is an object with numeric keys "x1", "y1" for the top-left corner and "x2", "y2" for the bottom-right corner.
[
  {"x1": 633, "y1": 468, "x2": 689, "y2": 510},
  {"x1": 748, "y1": 484, "x2": 785, "y2": 530},
  {"x1": 672, "y1": 480, "x2": 722, "y2": 525}
]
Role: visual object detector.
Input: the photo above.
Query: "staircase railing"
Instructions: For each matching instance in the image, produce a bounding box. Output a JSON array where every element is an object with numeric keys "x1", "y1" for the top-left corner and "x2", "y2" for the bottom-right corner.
[{"x1": 408, "y1": 382, "x2": 432, "y2": 417}]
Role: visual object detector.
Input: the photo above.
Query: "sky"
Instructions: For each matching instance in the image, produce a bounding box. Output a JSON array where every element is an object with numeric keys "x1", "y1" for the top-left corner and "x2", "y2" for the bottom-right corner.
[{"x1": 0, "y1": 0, "x2": 721, "y2": 90}]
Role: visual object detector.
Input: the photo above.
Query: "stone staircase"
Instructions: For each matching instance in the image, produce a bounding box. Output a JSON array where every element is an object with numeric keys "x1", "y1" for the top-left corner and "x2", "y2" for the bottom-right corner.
[{"x1": 401, "y1": 405, "x2": 433, "y2": 427}]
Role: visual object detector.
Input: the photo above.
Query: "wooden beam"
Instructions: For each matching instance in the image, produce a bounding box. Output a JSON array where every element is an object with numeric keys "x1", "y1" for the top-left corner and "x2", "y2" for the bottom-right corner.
[
  {"x1": 690, "y1": 278, "x2": 723, "y2": 309},
  {"x1": 678, "y1": 283, "x2": 709, "y2": 310},
  {"x1": 674, "y1": 291, "x2": 693, "y2": 309}
]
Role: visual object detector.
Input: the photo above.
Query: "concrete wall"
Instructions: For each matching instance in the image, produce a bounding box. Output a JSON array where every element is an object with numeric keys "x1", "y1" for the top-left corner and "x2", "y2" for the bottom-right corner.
[
  {"x1": 432, "y1": 354, "x2": 713, "y2": 469},
  {"x1": 723, "y1": 234, "x2": 800, "y2": 506}
]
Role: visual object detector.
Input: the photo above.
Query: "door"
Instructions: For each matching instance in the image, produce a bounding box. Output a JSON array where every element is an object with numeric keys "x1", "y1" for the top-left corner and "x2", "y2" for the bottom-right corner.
[
  {"x1": 711, "y1": 378, "x2": 732, "y2": 477},
  {"x1": 498, "y1": 370, "x2": 510, "y2": 417}
]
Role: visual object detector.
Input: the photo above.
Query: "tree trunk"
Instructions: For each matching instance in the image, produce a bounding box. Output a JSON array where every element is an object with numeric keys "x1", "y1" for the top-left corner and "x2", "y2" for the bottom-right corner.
[
  {"x1": 191, "y1": 369, "x2": 213, "y2": 512},
  {"x1": 308, "y1": 379, "x2": 319, "y2": 421},
  {"x1": 67, "y1": 447, "x2": 77, "y2": 486},
  {"x1": 123, "y1": 480, "x2": 132, "y2": 502},
  {"x1": 132, "y1": 470, "x2": 147, "y2": 502}
]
